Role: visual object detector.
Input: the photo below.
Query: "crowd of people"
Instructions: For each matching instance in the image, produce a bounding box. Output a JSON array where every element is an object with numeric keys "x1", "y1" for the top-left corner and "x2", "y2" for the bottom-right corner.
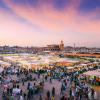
[{"x1": 0, "y1": 65, "x2": 99, "y2": 100}]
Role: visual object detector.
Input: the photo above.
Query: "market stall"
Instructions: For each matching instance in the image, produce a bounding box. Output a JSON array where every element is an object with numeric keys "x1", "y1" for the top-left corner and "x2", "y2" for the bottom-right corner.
[
  {"x1": 83, "y1": 69, "x2": 100, "y2": 85},
  {"x1": 0, "y1": 60, "x2": 11, "y2": 68}
]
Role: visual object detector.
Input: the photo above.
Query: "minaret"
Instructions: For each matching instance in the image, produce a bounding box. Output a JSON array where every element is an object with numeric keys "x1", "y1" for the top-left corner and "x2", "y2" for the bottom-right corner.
[{"x1": 59, "y1": 40, "x2": 64, "y2": 51}]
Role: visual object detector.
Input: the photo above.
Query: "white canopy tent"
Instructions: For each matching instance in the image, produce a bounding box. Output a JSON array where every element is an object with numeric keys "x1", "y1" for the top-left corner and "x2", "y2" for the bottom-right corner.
[
  {"x1": 83, "y1": 69, "x2": 100, "y2": 77},
  {"x1": 0, "y1": 60, "x2": 11, "y2": 68}
]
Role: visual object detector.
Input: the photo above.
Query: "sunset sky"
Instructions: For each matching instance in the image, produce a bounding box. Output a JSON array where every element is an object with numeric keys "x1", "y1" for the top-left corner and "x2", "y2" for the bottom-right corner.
[{"x1": 0, "y1": 0, "x2": 100, "y2": 47}]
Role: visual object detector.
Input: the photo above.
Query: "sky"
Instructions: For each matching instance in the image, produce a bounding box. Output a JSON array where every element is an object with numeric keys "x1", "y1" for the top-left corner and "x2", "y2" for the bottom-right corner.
[{"x1": 0, "y1": 0, "x2": 100, "y2": 47}]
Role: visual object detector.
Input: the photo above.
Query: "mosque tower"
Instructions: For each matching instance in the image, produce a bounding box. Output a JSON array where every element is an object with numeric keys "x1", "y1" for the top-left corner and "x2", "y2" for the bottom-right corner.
[{"x1": 59, "y1": 40, "x2": 64, "y2": 51}]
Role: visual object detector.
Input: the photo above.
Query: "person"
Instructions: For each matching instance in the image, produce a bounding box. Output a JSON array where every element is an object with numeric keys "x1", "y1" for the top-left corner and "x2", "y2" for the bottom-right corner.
[
  {"x1": 90, "y1": 88, "x2": 94, "y2": 100},
  {"x1": 19, "y1": 95, "x2": 24, "y2": 100},
  {"x1": 69, "y1": 88, "x2": 72, "y2": 98},
  {"x1": 52, "y1": 87, "x2": 55, "y2": 97},
  {"x1": 50, "y1": 78, "x2": 52, "y2": 83},
  {"x1": 52, "y1": 96, "x2": 54, "y2": 100},
  {"x1": 88, "y1": 89, "x2": 92, "y2": 100},
  {"x1": 27, "y1": 90, "x2": 31, "y2": 100},
  {"x1": 64, "y1": 92, "x2": 68, "y2": 100},
  {"x1": 10, "y1": 94, "x2": 14, "y2": 100},
  {"x1": 39, "y1": 95, "x2": 42, "y2": 100},
  {"x1": 60, "y1": 96, "x2": 65, "y2": 100},
  {"x1": 24, "y1": 93, "x2": 27, "y2": 100},
  {"x1": 27, "y1": 82, "x2": 30, "y2": 90},
  {"x1": 10, "y1": 88, "x2": 13, "y2": 95},
  {"x1": 91, "y1": 88, "x2": 94, "y2": 97},
  {"x1": 94, "y1": 91, "x2": 97, "y2": 100},
  {"x1": 46, "y1": 91, "x2": 50, "y2": 100},
  {"x1": 61, "y1": 84, "x2": 64, "y2": 94},
  {"x1": 22, "y1": 78, "x2": 24, "y2": 86}
]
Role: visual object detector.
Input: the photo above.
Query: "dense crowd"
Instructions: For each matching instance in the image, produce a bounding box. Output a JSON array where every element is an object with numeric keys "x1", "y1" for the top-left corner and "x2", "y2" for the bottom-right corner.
[{"x1": 0, "y1": 65, "x2": 99, "y2": 100}]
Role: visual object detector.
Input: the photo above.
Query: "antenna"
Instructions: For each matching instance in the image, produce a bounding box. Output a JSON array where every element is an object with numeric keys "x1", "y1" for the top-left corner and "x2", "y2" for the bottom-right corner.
[
  {"x1": 74, "y1": 43, "x2": 75, "y2": 51},
  {"x1": 73, "y1": 43, "x2": 76, "y2": 54}
]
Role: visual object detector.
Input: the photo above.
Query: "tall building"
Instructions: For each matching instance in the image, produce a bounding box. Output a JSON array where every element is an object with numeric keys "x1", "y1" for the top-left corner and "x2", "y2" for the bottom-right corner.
[
  {"x1": 39, "y1": 41, "x2": 64, "y2": 52},
  {"x1": 59, "y1": 40, "x2": 64, "y2": 51}
]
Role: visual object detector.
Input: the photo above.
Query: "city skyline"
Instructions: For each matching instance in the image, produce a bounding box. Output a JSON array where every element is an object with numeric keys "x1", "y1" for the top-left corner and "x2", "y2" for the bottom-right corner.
[{"x1": 0, "y1": 0, "x2": 100, "y2": 47}]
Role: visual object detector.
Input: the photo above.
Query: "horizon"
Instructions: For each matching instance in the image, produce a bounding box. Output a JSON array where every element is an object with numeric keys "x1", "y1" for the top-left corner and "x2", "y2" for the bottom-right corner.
[
  {"x1": 0, "y1": 0, "x2": 100, "y2": 47},
  {"x1": 0, "y1": 44, "x2": 100, "y2": 48}
]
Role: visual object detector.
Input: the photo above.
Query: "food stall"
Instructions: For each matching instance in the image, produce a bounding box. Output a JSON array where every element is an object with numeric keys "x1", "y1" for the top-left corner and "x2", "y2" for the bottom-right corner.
[
  {"x1": 0, "y1": 60, "x2": 11, "y2": 68},
  {"x1": 83, "y1": 69, "x2": 100, "y2": 85}
]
